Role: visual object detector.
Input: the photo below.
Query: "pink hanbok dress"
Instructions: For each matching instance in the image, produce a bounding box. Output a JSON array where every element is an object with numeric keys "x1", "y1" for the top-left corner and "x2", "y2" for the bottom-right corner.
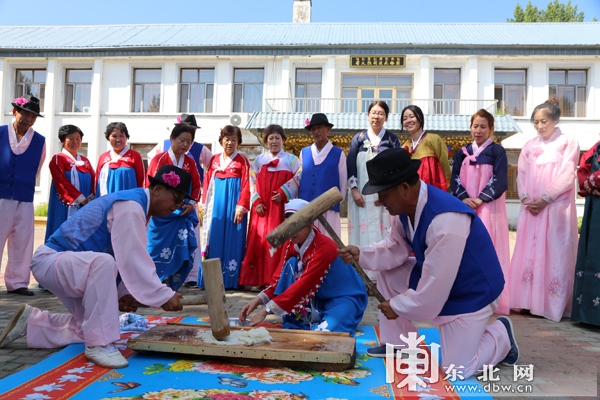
[
  {"x1": 509, "y1": 129, "x2": 579, "y2": 322},
  {"x1": 451, "y1": 139, "x2": 511, "y2": 314}
]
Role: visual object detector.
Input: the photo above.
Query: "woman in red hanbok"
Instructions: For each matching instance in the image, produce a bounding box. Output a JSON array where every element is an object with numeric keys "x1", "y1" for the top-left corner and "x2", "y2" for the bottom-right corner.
[
  {"x1": 239, "y1": 125, "x2": 301, "y2": 289},
  {"x1": 401, "y1": 105, "x2": 451, "y2": 191}
]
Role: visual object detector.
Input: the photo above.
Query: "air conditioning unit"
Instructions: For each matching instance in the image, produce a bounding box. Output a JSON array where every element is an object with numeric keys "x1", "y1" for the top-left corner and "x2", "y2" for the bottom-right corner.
[
  {"x1": 229, "y1": 114, "x2": 243, "y2": 127},
  {"x1": 82, "y1": 106, "x2": 91, "y2": 113}
]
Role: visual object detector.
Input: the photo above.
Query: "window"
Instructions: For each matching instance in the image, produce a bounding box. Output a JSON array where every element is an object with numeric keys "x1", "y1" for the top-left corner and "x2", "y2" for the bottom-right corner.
[
  {"x1": 433, "y1": 69, "x2": 460, "y2": 114},
  {"x1": 180, "y1": 68, "x2": 214, "y2": 113},
  {"x1": 64, "y1": 69, "x2": 92, "y2": 113},
  {"x1": 549, "y1": 70, "x2": 586, "y2": 118},
  {"x1": 494, "y1": 70, "x2": 526, "y2": 117},
  {"x1": 295, "y1": 69, "x2": 322, "y2": 112},
  {"x1": 16, "y1": 69, "x2": 46, "y2": 111},
  {"x1": 129, "y1": 143, "x2": 156, "y2": 171},
  {"x1": 341, "y1": 74, "x2": 412, "y2": 113},
  {"x1": 233, "y1": 69, "x2": 264, "y2": 113},
  {"x1": 133, "y1": 69, "x2": 161, "y2": 113}
]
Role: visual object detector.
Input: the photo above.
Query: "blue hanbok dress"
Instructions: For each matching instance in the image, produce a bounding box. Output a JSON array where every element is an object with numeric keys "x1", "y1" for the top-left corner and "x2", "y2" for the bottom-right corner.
[
  {"x1": 45, "y1": 151, "x2": 95, "y2": 241},
  {"x1": 96, "y1": 147, "x2": 145, "y2": 197},
  {"x1": 145, "y1": 150, "x2": 202, "y2": 291},
  {"x1": 200, "y1": 152, "x2": 250, "y2": 289}
]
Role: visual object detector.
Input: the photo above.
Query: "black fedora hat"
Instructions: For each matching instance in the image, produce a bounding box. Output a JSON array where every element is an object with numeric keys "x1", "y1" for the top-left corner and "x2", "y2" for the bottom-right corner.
[
  {"x1": 11, "y1": 95, "x2": 44, "y2": 117},
  {"x1": 362, "y1": 148, "x2": 421, "y2": 195},
  {"x1": 304, "y1": 113, "x2": 334, "y2": 131},
  {"x1": 148, "y1": 165, "x2": 194, "y2": 200},
  {"x1": 175, "y1": 114, "x2": 200, "y2": 129}
]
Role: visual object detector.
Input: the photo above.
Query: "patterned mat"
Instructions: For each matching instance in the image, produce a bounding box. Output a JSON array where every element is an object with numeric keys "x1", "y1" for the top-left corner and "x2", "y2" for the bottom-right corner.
[{"x1": 0, "y1": 316, "x2": 492, "y2": 400}]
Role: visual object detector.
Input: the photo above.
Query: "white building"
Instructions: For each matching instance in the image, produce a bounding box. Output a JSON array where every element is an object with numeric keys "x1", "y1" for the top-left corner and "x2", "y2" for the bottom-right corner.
[{"x1": 1, "y1": 1, "x2": 599, "y2": 226}]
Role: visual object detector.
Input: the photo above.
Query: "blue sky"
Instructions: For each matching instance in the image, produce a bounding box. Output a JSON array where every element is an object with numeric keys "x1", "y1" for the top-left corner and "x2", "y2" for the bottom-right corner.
[{"x1": 0, "y1": 0, "x2": 598, "y2": 25}]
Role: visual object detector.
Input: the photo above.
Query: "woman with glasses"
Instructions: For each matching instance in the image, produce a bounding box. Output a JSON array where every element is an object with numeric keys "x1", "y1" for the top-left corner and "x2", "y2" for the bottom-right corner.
[
  {"x1": 144, "y1": 124, "x2": 201, "y2": 290},
  {"x1": 96, "y1": 122, "x2": 145, "y2": 197},
  {"x1": 401, "y1": 105, "x2": 451, "y2": 191},
  {"x1": 347, "y1": 101, "x2": 401, "y2": 283},
  {"x1": 45, "y1": 125, "x2": 95, "y2": 241},
  {"x1": 201, "y1": 125, "x2": 250, "y2": 289}
]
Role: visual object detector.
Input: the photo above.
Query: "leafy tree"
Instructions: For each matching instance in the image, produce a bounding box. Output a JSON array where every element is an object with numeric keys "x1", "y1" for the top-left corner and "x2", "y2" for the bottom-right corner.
[{"x1": 508, "y1": 0, "x2": 587, "y2": 22}]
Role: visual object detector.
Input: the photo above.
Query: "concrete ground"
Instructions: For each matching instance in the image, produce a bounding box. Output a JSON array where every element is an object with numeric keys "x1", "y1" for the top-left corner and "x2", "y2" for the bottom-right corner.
[{"x1": 0, "y1": 223, "x2": 599, "y2": 399}]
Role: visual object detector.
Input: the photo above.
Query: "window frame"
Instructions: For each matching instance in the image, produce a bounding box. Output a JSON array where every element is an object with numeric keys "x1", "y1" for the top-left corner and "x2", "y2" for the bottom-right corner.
[
  {"x1": 63, "y1": 68, "x2": 93, "y2": 113},
  {"x1": 548, "y1": 69, "x2": 587, "y2": 118},
  {"x1": 340, "y1": 73, "x2": 413, "y2": 113},
  {"x1": 131, "y1": 68, "x2": 162, "y2": 113},
  {"x1": 15, "y1": 69, "x2": 47, "y2": 112},
  {"x1": 295, "y1": 68, "x2": 323, "y2": 112},
  {"x1": 179, "y1": 68, "x2": 215, "y2": 113},
  {"x1": 232, "y1": 68, "x2": 265, "y2": 113},
  {"x1": 494, "y1": 68, "x2": 527, "y2": 117},
  {"x1": 433, "y1": 68, "x2": 461, "y2": 115}
]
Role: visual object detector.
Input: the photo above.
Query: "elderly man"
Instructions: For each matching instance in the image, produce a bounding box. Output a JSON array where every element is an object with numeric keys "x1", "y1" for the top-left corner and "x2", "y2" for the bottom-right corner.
[
  {"x1": 0, "y1": 165, "x2": 191, "y2": 369},
  {"x1": 147, "y1": 114, "x2": 212, "y2": 289},
  {"x1": 0, "y1": 95, "x2": 46, "y2": 296},
  {"x1": 298, "y1": 113, "x2": 347, "y2": 237},
  {"x1": 338, "y1": 148, "x2": 518, "y2": 380}
]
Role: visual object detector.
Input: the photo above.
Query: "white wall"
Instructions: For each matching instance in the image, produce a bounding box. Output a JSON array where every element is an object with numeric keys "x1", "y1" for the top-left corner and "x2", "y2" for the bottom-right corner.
[{"x1": 1, "y1": 52, "x2": 598, "y2": 206}]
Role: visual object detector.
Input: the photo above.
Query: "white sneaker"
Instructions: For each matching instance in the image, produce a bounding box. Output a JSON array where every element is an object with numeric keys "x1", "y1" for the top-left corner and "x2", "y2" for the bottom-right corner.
[
  {"x1": 85, "y1": 343, "x2": 129, "y2": 369},
  {"x1": 0, "y1": 304, "x2": 32, "y2": 348}
]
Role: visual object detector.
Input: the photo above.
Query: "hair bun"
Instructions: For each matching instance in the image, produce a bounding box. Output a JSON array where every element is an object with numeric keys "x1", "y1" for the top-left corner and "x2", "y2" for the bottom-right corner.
[{"x1": 546, "y1": 94, "x2": 559, "y2": 105}]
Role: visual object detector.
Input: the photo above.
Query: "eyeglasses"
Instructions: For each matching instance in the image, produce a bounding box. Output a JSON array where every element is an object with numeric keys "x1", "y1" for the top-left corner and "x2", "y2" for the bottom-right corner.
[
  {"x1": 369, "y1": 111, "x2": 386, "y2": 117},
  {"x1": 168, "y1": 188, "x2": 184, "y2": 205}
]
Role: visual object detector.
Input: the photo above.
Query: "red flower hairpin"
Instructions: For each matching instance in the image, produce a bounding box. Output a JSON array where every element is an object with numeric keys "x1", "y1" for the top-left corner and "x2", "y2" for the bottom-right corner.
[{"x1": 162, "y1": 171, "x2": 180, "y2": 187}]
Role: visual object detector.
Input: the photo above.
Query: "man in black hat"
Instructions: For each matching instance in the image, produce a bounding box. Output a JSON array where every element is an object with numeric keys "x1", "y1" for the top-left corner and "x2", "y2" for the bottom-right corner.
[
  {"x1": 298, "y1": 113, "x2": 347, "y2": 238},
  {"x1": 0, "y1": 165, "x2": 191, "y2": 369},
  {"x1": 338, "y1": 148, "x2": 519, "y2": 380},
  {"x1": 0, "y1": 95, "x2": 46, "y2": 296},
  {"x1": 147, "y1": 114, "x2": 213, "y2": 288}
]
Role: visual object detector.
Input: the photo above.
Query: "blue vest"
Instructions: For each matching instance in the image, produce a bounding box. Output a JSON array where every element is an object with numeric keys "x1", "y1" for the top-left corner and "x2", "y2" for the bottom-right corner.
[
  {"x1": 46, "y1": 188, "x2": 148, "y2": 255},
  {"x1": 164, "y1": 139, "x2": 204, "y2": 183},
  {"x1": 0, "y1": 125, "x2": 45, "y2": 202},
  {"x1": 298, "y1": 146, "x2": 342, "y2": 212},
  {"x1": 400, "y1": 184, "x2": 504, "y2": 316}
]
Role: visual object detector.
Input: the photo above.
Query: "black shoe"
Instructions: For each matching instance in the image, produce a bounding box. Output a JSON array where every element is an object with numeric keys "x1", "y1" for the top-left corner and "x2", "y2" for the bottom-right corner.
[
  {"x1": 519, "y1": 309, "x2": 531, "y2": 315},
  {"x1": 498, "y1": 316, "x2": 519, "y2": 366},
  {"x1": 184, "y1": 281, "x2": 198, "y2": 288},
  {"x1": 7, "y1": 288, "x2": 34, "y2": 296}
]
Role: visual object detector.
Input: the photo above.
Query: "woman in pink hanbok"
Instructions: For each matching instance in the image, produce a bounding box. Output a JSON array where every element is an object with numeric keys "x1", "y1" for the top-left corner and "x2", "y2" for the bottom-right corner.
[
  {"x1": 451, "y1": 109, "x2": 510, "y2": 315},
  {"x1": 510, "y1": 97, "x2": 580, "y2": 322}
]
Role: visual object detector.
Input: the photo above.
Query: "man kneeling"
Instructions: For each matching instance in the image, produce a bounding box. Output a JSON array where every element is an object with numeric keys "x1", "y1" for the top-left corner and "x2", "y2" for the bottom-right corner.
[
  {"x1": 239, "y1": 199, "x2": 367, "y2": 336},
  {"x1": 0, "y1": 165, "x2": 192, "y2": 369},
  {"x1": 338, "y1": 148, "x2": 518, "y2": 380}
]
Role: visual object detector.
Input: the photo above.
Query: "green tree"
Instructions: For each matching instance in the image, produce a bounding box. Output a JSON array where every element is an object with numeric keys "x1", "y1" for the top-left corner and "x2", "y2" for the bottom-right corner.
[{"x1": 508, "y1": 0, "x2": 587, "y2": 22}]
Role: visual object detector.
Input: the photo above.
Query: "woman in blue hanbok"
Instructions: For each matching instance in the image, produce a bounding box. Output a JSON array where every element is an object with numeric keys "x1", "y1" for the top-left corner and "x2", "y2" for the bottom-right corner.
[
  {"x1": 201, "y1": 125, "x2": 250, "y2": 289},
  {"x1": 145, "y1": 124, "x2": 201, "y2": 290},
  {"x1": 96, "y1": 122, "x2": 145, "y2": 197},
  {"x1": 45, "y1": 125, "x2": 95, "y2": 241}
]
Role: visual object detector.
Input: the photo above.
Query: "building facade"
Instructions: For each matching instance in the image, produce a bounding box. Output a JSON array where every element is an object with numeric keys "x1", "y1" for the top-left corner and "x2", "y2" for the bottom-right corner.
[{"x1": 0, "y1": 20, "x2": 598, "y2": 222}]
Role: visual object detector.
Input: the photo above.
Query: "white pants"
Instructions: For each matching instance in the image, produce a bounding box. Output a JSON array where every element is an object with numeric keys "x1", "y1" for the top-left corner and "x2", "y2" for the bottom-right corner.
[
  {"x1": 0, "y1": 199, "x2": 34, "y2": 291},
  {"x1": 27, "y1": 246, "x2": 120, "y2": 348},
  {"x1": 378, "y1": 258, "x2": 511, "y2": 379}
]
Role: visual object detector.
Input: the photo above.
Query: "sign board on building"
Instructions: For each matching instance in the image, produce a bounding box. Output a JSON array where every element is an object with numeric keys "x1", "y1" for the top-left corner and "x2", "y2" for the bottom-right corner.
[{"x1": 350, "y1": 56, "x2": 406, "y2": 68}]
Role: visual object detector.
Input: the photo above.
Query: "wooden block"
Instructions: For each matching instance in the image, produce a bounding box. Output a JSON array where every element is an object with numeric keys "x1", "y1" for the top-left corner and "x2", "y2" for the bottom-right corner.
[
  {"x1": 127, "y1": 322, "x2": 356, "y2": 372},
  {"x1": 202, "y1": 259, "x2": 230, "y2": 339}
]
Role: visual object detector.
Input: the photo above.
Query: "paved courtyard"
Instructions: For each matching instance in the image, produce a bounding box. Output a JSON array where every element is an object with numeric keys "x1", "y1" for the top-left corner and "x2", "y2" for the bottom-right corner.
[{"x1": 0, "y1": 223, "x2": 598, "y2": 399}]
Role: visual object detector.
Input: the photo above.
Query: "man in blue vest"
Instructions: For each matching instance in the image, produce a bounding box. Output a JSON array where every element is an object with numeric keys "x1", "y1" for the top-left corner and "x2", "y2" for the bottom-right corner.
[
  {"x1": 338, "y1": 148, "x2": 518, "y2": 380},
  {"x1": 0, "y1": 165, "x2": 190, "y2": 369},
  {"x1": 0, "y1": 95, "x2": 46, "y2": 296},
  {"x1": 147, "y1": 114, "x2": 212, "y2": 288},
  {"x1": 298, "y1": 113, "x2": 347, "y2": 238}
]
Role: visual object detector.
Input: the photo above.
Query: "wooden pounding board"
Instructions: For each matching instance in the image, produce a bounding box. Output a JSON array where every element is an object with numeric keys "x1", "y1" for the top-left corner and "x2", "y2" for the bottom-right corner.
[{"x1": 127, "y1": 322, "x2": 356, "y2": 372}]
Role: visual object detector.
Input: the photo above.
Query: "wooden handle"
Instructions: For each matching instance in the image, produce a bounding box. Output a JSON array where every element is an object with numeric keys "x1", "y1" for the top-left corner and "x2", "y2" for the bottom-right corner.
[
  {"x1": 202, "y1": 258, "x2": 230, "y2": 339},
  {"x1": 266, "y1": 187, "x2": 344, "y2": 248},
  {"x1": 317, "y1": 215, "x2": 386, "y2": 303}
]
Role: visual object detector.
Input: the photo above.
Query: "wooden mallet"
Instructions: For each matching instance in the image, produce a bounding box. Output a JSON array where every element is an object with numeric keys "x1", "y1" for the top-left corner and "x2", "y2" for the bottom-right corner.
[{"x1": 266, "y1": 187, "x2": 386, "y2": 303}]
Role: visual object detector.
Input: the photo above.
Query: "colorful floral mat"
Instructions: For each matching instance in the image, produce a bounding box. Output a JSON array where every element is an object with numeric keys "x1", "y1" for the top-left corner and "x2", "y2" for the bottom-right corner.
[{"x1": 0, "y1": 316, "x2": 492, "y2": 400}]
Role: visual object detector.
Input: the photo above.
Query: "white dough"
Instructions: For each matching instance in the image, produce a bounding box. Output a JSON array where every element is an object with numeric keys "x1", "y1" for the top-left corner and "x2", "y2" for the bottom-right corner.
[{"x1": 197, "y1": 327, "x2": 272, "y2": 346}]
